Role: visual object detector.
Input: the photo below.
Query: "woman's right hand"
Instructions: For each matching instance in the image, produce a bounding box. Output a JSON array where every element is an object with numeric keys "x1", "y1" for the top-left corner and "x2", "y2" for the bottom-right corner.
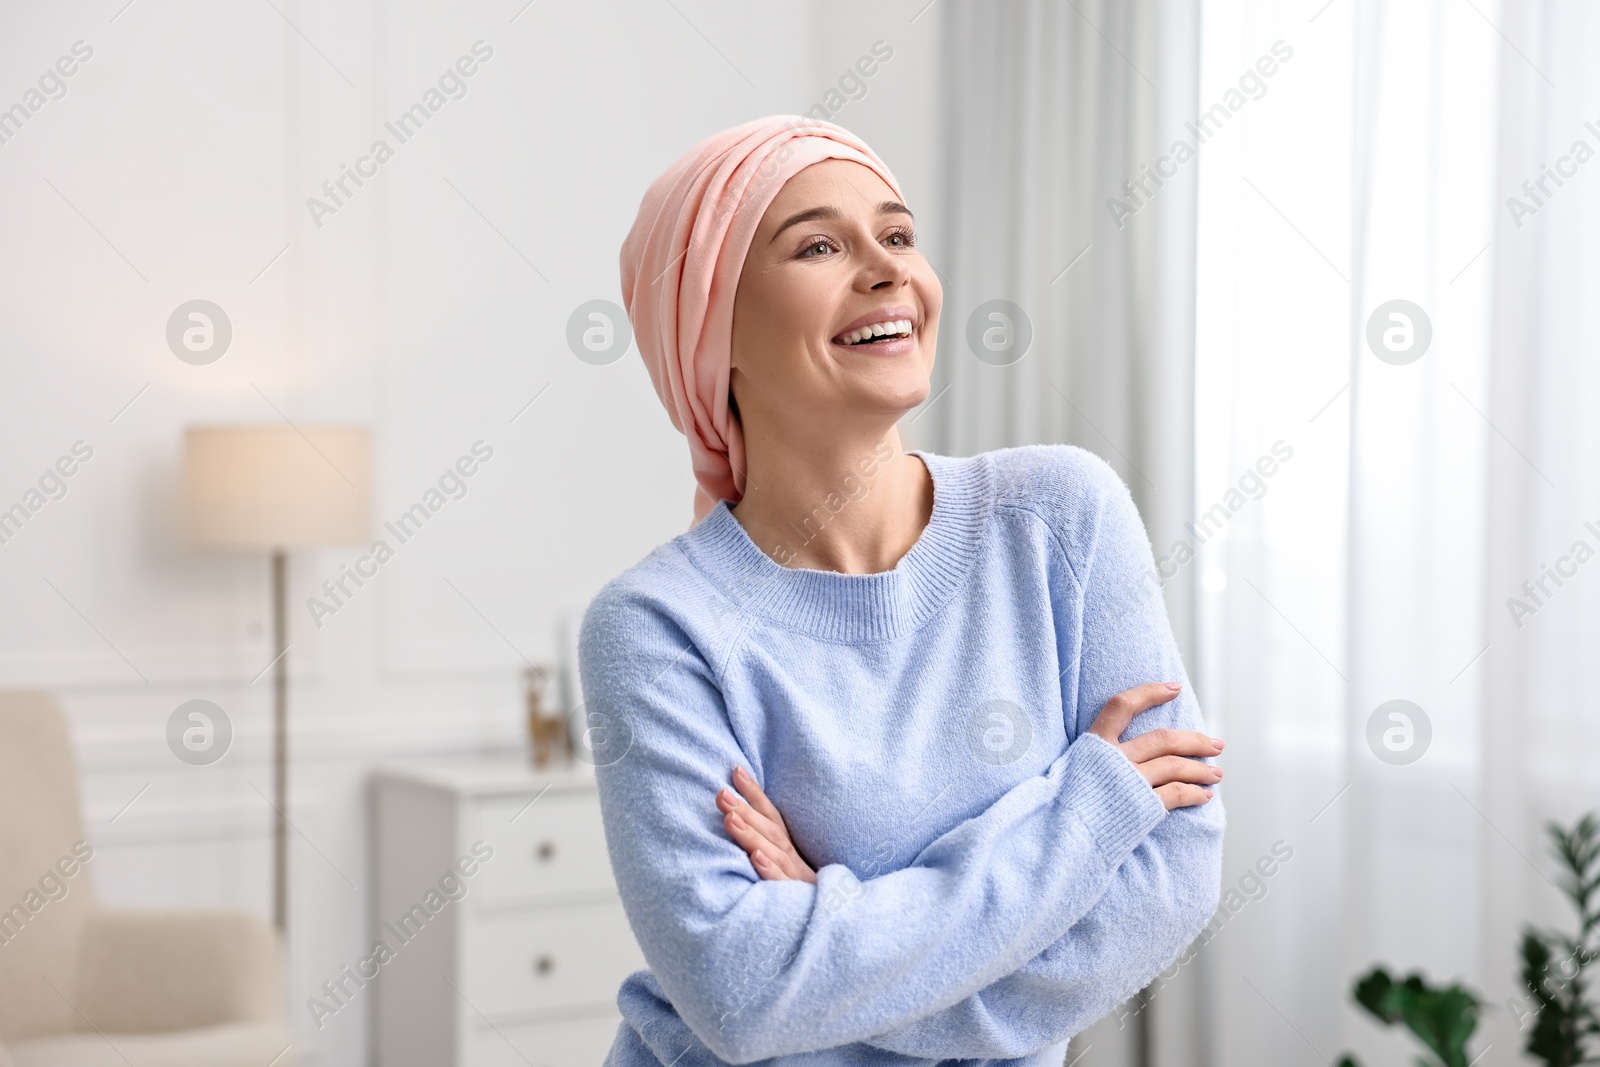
[{"x1": 1087, "y1": 682, "x2": 1223, "y2": 810}]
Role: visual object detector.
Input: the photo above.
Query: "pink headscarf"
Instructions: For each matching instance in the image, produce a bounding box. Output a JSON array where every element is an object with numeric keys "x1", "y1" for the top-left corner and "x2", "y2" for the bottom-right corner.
[{"x1": 619, "y1": 115, "x2": 905, "y2": 528}]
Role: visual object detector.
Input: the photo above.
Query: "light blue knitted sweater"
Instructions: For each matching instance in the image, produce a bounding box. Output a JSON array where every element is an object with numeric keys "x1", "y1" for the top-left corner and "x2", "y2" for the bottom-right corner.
[{"x1": 578, "y1": 445, "x2": 1225, "y2": 1066}]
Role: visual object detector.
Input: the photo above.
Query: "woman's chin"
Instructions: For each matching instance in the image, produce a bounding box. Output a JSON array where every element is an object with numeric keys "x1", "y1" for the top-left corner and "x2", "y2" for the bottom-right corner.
[
  {"x1": 785, "y1": 361, "x2": 933, "y2": 424},
  {"x1": 862, "y1": 380, "x2": 935, "y2": 420}
]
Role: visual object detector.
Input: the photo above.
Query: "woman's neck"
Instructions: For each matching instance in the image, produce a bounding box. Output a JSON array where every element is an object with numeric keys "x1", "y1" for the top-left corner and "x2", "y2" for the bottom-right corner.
[{"x1": 729, "y1": 424, "x2": 933, "y2": 575}]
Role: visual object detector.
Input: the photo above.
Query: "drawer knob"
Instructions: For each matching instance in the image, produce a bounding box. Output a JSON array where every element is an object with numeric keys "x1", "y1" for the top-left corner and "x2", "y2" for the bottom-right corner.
[
  {"x1": 535, "y1": 841, "x2": 556, "y2": 862},
  {"x1": 534, "y1": 954, "x2": 555, "y2": 975}
]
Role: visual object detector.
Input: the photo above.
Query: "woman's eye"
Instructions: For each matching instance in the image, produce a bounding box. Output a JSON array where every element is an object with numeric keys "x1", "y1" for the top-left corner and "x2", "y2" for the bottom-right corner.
[{"x1": 798, "y1": 229, "x2": 914, "y2": 257}]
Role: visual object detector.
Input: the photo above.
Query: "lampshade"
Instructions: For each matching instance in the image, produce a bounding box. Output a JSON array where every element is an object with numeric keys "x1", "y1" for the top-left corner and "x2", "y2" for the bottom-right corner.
[{"x1": 184, "y1": 426, "x2": 372, "y2": 549}]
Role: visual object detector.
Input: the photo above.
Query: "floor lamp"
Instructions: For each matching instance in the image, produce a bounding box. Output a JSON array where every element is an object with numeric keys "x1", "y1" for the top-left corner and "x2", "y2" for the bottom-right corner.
[{"x1": 184, "y1": 426, "x2": 371, "y2": 932}]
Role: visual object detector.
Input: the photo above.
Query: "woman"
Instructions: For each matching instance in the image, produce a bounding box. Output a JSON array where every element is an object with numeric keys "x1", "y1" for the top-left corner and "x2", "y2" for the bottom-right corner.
[{"x1": 580, "y1": 116, "x2": 1226, "y2": 1066}]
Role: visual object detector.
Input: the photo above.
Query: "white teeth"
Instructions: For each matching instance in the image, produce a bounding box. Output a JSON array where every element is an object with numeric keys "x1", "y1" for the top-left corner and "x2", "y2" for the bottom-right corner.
[{"x1": 840, "y1": 319, "x2": 914, "y2": 345}]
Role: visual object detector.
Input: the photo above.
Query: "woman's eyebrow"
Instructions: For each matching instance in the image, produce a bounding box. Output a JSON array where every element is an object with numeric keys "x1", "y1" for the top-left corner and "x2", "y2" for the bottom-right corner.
[{"x1": 769, "y1": 201, "x2": 915, "y2": 244}]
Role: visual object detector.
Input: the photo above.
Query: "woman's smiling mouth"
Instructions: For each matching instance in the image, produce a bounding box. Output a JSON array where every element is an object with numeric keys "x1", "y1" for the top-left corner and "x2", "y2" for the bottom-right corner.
[{"x1": 831, "y1": 305, "x2": 918, "y2": 353}]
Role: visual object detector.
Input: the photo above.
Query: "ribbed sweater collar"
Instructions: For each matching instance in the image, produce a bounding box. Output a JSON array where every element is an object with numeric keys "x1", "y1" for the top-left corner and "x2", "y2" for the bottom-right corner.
[{"x1": 678, "y1": 450, "x2": 993, "y2": 643}]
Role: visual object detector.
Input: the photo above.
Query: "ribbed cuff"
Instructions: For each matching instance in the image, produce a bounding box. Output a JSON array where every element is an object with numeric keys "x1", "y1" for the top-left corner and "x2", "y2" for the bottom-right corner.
[{"x1": 1061, "y1": 732, "x2": 1167, "y2": 868}]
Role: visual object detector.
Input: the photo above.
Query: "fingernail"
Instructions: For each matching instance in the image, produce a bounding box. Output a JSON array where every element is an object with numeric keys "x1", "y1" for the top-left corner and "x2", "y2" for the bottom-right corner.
[
  {"x1": 729, "y1": 813, "x2": 746, "y2": 830},
  {"x1": 752, "y1": 851, "x2": 769, "y2": 867},
  {"x1": 1165, "y1": 682, "x2": 1183, "y2": 691},
  {"x1": 717, "y1": 788, "x2": 735, "y2": 804},
  {"x1": 1210, "y1": 737, "x2": 1224, "y2": 750},
  {"x1": 1203, "y1": 788, "x2": 1214, "y2": 797},
  {"x1": 733, "y1": 766, "x2": 749, "y2": 782},
  {"x1": 1213, "y1": 767, "x2": 1225, "y2": 778}
]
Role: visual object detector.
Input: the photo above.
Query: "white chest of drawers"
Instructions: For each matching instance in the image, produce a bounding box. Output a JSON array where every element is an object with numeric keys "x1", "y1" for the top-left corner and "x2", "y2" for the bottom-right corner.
[{"x1": 371, "y1": 760, "x2": 645, "y2": 1066}]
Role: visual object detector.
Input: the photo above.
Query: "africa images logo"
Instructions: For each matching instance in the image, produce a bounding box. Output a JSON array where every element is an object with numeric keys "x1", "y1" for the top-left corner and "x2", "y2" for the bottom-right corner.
[{"x1": 966, "y1": 699, "x2": 1033, "y2": 766}]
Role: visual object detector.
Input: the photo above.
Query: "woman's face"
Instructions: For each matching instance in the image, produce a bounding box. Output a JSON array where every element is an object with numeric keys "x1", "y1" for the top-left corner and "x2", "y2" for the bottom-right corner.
[{"x1": 729, "y1": 159, "x2": 941, "y2": 439}]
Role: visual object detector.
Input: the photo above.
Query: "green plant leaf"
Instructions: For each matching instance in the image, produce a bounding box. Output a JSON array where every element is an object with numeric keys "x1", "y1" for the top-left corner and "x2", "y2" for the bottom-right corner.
[
  {"x1": 1348, "y1": 966, "x2": 1480, "y2": 1067},
  {"x1": 1522, "y1": 812, "x2": 1600, "y2": 1067}
]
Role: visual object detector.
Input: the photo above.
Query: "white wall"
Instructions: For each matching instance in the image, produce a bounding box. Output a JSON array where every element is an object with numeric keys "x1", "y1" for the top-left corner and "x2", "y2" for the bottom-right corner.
[{"x1": 0, "y1": 1, "x2": 941, "y2": 1062}]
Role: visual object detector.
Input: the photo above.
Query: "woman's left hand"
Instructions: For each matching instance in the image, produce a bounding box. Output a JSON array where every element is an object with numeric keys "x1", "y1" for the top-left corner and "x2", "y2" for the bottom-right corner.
[{"x1": 716, "y1": 767, "x2": 817, "y2": 883}]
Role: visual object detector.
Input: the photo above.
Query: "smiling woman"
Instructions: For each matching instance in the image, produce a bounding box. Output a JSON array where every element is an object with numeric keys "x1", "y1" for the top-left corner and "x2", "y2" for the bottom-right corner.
[
  {"x1": 587, "y1": 116, "x2": 1226, "y2": 1066},
  {"x1": 721, "y1": 156, "x2": 941, "y2": 574}
]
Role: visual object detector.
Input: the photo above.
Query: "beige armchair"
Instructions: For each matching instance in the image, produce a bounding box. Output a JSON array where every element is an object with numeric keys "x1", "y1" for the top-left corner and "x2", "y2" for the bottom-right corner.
[{"x1": 0, "y1": 691, "x2": 295, "y2": 1067}]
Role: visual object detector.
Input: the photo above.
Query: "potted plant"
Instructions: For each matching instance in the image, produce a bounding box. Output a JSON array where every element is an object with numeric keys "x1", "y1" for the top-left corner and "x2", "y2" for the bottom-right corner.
[
  {"x1": 1518, "y1": 813, "x2": 1600, "y2": 1066},
  {"x1": 1336, "y1": 812, "x2": 1600, "y2": 1067},
  {"x1": 1335, "y1": 967, "x2": 1483, "y2": 1067}
]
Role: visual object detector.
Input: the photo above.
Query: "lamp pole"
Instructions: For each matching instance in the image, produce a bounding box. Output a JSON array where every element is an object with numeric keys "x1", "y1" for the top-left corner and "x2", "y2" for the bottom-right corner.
[
  {"x1": 271, "y1": 548, "x2": 288, "y2": 932},
  {"x1": 183, "y1": 425, "x2": 371, "y2": 935}
]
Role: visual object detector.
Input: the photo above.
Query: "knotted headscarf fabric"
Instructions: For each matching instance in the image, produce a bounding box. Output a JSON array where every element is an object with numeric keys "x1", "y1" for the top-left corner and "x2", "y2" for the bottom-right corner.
[{"x1": 619, "y1": 115, "x2": 905, "y2": 528}]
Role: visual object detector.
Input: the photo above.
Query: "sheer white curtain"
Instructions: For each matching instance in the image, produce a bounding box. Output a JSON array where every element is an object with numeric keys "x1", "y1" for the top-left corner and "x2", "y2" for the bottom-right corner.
[
  {"x1": 928, "y1": 1, "x2": 1599, "y2": 1065},
  {"x1": 1480, "y1": 0, "x2": 1600, "y2": 1060},
  {"x1": 1195, "y1": 0, "x2": 1600, "y2": 1064},
  {"x1": 924, "y1": 3, "x2": 1203, "y2": 1064}
]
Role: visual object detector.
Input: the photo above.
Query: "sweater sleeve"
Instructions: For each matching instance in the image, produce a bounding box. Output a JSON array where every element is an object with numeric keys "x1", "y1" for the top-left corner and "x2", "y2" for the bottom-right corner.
[
  {"x1": 862, "y1": 448, "x2": 1227, "y2": 1059},
  {"x1": 580, "y1": 582, "x2": 1169, "y2": 1065},
  {"x1": 862, "y1": 728, "x2": 1224, "y2": 1058}
]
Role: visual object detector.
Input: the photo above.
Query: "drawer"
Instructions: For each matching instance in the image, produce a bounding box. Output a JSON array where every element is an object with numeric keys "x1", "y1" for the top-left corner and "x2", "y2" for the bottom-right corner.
[
  {"x1": 469, "y1": 1013, "x2": 624, "y2": 1067},
  {"x1": 464, "y1": 900, "x2": 646, "y2": 1017},
  {"x1": 472, "y1": 791, "x2": 616, "y2": 904}
]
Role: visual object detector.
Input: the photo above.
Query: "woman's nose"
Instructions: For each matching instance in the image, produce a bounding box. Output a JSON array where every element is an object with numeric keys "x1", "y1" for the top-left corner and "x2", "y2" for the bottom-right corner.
[{"x1": 863, "y1": 247, "x2": 911, "y2": 290}]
